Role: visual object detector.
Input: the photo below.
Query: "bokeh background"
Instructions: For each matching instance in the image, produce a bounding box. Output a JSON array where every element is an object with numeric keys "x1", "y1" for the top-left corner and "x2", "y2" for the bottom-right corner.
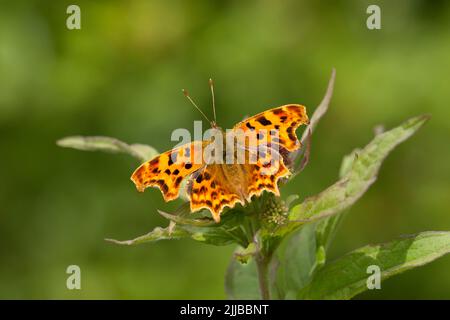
[{"x1": 1, "y1": 0, "x2": 449, "y2": 299}]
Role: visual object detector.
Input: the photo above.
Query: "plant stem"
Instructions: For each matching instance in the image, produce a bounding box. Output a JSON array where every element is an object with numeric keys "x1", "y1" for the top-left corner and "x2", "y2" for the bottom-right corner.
[
  {"x1": 251, "y1": 203, "x2": 271, "y2": 300},
  {"x1": 255, "y1": 251, "x2": 270, "y2": 300}
]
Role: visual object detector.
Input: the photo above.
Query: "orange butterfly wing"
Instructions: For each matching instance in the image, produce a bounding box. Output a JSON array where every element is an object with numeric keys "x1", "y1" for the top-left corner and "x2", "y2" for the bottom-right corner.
[
  {"x1": 233, "y1": 104, "x2": 309, "y2": 152},
  {"x1": 131, "y1": 141, "x2": 207, "y2": 201},
  {"x1": 242, "y1": 146, "x2": 290, "y2": 200},
  {"x1": 187, "y1": 165, "x2": 244, "y2": 222}
]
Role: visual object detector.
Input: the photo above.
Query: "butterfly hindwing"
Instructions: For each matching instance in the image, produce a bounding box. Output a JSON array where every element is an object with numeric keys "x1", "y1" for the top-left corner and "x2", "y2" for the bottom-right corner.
[
  {"x1": 187, "y1": 148, "x2": 289, "y2": 222},
  {"x1": 243, "y1": 146, "x2": 290, "y2": 200},
  {"x1": 188, "y1": 165, "x2": 244, "y2": 222},
  {"x1": 233, "y1": 104, "x2": 309, "y2": 152},
  {"x1": 131, "y1": 141, "x2": 207, "y2": 201}
]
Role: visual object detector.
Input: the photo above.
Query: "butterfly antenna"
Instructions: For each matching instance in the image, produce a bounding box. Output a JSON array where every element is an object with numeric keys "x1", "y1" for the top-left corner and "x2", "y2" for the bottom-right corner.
[
  {"x1": 182, "y1": 89, "x2": 212, "y2": 123},
  {"x1": 209, "y1": 78, "x2": 217, "y2": 126}
]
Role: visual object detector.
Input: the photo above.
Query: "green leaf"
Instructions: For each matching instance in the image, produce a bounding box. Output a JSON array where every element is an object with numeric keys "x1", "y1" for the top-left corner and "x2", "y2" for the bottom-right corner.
[
  {"x1": 314, "y1": 116, "x2": 428, "y2": 250},
  {"x1": 289, "y1": 69, "x2": 335, "y2": 176},
  {"x1": 314, "y1": 149, "x2": 359, "y2": 253},
  {"x1": 280, "y1": 115, "x2": 429, "y2": 236},
  {"x1": 300, "y1": 68, "x2": 335, "y2": 143},
  {"x1": 297, "y1": 231, "x2": 450, "y2": 300},
  {"x1": 157, "y1": 209, "x2": 216, "y2": 227},
  {"x1": 105, "y1": 225, "x2": 190, "y2": 245},
  {"x1": 107, "y1": 207, "x2": 251, "y2": 247},
  {"x1": 57, "y1": 135, "x2": 158, "y2": 163},
  {"x1": 179, "y1": 209, "x2": 250, "y2": 247},
  {"x1": 225, "y1": 257, "x2": 261, "y2": 300},
  {"x1": 271, "y1": 223, "x2": 318, "y2": 299}
]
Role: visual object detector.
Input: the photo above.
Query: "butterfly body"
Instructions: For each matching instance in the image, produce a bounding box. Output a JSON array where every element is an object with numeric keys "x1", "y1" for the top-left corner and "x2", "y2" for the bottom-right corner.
[{"x1": 131, "y1": 104, "x2": 309, "y2": 222}]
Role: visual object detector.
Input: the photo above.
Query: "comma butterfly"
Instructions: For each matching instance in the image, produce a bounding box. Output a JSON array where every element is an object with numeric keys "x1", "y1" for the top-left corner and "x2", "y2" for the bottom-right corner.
[{"x1": 131, "y1": 80, "x2": 309, "y2": 222}]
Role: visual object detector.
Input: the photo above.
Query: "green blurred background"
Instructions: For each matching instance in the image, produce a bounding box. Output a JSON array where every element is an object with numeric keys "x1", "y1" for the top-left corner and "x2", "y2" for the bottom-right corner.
[{"x1": 1, "y1": 0, "x2": 449, "y2": 299}]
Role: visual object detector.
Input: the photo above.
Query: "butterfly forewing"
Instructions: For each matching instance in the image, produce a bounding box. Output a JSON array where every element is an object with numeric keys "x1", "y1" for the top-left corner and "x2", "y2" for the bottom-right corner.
[
  {"x1": 131, "y1": 141, "x2": 208, "y2": 201},
  {"x1": 233, "y1": 104, "x2": 309, "y2": 152}
]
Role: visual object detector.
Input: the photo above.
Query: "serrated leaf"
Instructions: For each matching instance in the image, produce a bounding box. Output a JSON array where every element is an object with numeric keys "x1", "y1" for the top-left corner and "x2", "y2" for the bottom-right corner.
[
  {"x1": 57, "y1": 135, "x2": 158, "y2": 163},
  {"x1": 297, "y1": 231, "x2": 450, "y2": 300}
]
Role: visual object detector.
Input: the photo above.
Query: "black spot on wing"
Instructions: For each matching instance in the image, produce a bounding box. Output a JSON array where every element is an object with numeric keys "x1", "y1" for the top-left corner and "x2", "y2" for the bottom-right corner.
[
  {"x1": 256, "y1": 116, "x2": 272, "y2": 126},
  {"x1": 287, "y1": 105, "x2": 300, "y2": 112},
  {"x1": 272, "y1": 109, "x2": 284, "y2": 115},
  {"x1": 168, "y1": 152, "x2": 177, "y2": 166},
  {"x1": 246, "y1": 122, "x2": 256, "y2": 130},
  {"x1": 174, "y1": 176, "x2": 183, "y2": 187},
  {"x1": 287, "y1": 126, "x2": 296, "y2": 141},
  {"x1": 157, "y1": 180, "x2": 169, "y2": 193}
]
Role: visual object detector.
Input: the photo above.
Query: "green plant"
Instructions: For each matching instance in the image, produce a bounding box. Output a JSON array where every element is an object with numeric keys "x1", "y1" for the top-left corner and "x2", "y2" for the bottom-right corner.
[{"x1": 57, "y1": 71, "x2": 450, "y2": 300}]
